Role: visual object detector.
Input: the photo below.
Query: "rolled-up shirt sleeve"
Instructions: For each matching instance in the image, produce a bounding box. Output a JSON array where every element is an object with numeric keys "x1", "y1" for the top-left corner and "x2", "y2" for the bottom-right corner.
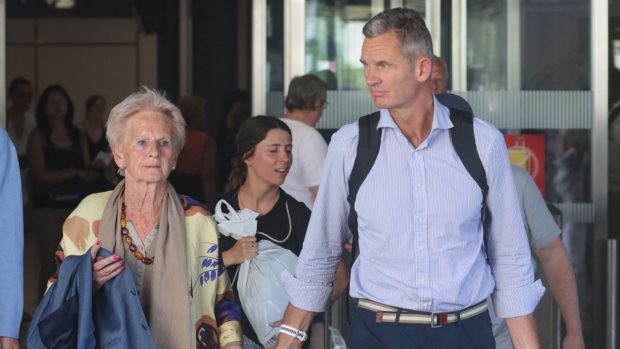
[
  {"x1": 282, "y1": 125, "x2": 356, "y2": 312},
  {"x1": 483, "y1": 130, "x2": 545, "y2": 318}
]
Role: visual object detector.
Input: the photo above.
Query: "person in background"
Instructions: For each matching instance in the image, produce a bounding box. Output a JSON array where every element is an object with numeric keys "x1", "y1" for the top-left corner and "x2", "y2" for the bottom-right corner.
[
  {"x1": 0, "y1": 128, "x2": 24, "y2": 349},
  {"x1": 7, "y1": 77, "x2": 35, "y2": 166},
  {"x1": 212, "y1": 116, "x2": 347, "y2": 349},
  {"x1": 430, "y1": 55, "x2": 449, "y2": 94},
  {"x1": 83, "y1": 94, "x2": 116, "y2": 191},
  {"x1": 50, "y1": 87, "x2": 242, "y2": 348},
  {"x1": 217, "y1": 90, "x2": 251, "y2": 192},
  {"x1": 431, "y1": 55, "x2": 585, "y2": 349},
  {"x1": 280, "y1": 74, "x2": 328, "y2": 209},
  {"x1": 277, "y1": 8, "x2": 543, "y2": 349},
  {"x1": 83, "y1": 95, "x2": 109, "y2": 163},
  {"x1": 169, "y1": 94, "x2": 217, "y2": 202},
  {"x1": 27, "y1": 84, "x2": 95, "y2": 299},
  {"x1": 7, "y1": 77, "x2": 36, "y2": 207}
]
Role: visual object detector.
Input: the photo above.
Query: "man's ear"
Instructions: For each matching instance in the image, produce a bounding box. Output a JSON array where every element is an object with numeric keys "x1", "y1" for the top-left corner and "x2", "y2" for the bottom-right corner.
[{"x1": 416, "y1": 56, "x2": 433, "y2": 82}]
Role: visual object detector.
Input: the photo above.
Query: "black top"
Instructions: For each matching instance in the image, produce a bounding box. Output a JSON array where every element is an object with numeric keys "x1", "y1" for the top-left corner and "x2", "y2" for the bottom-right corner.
[
  {"x1": 43, "y1": 129, "x2": 84, "y2": 171},
  {"x1": 209, "y1": 188, "x2": 311, "y2": 346},
  {"x1": 86, "y1": 129, "x2": 109, "y2": 162},
  {"x1": 32, "y1": 129, "x2": 87, "y2": 208}
]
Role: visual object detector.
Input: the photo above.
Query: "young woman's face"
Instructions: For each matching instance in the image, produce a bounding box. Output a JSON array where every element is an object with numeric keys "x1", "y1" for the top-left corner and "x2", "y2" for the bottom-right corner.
[
  {"x1": 45, "y1": 90, "x2": 69, "y2": 122},
  {"x1": 245, "y1": 128, "x2": 293, "y2": 187}
]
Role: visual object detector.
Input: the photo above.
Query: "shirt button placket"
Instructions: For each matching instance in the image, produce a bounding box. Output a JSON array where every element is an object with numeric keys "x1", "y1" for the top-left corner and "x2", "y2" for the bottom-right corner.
[{"x1": 413, "y1": 151, "x2": 431, "y2": 301}]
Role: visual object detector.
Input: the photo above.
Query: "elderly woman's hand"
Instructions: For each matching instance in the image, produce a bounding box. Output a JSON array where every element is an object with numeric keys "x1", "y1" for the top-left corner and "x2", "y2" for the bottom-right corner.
[
  {"x1": 222, "y1": 236, "x2": 258, "y2": 267},
  {"x1": 90, "y1": 241, "x2": 125, "y2": 292}
]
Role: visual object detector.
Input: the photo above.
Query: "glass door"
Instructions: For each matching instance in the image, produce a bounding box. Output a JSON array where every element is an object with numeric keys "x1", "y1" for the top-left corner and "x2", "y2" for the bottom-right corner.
[
  {"x1": 451, "y1": 1, "x2": 605, "y2": 347},
  {"x1": 252, "y1": 0, "x2": 609, "y2": 346}
]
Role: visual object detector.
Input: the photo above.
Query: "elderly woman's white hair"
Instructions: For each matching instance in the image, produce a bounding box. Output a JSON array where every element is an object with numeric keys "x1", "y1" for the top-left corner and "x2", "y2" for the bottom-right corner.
[{"x1": 106, "y1": 87, "x2": 186, "y2": 158}]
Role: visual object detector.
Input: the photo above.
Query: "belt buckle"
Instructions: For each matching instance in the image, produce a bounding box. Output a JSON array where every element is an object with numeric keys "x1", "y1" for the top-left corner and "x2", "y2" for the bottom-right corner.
[{"x1": 431, "y1": 312, "x2": 448, "y2": 328}]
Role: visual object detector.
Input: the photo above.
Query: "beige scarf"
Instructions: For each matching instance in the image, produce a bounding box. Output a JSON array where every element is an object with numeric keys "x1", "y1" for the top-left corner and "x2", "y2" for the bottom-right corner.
[{"x1": 99, "y1": 180, "x2": 191, "y2": 349}]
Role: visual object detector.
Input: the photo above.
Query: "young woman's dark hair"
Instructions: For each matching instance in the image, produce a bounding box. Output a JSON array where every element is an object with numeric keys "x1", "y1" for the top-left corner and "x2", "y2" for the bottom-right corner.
[
  {"x1": 35, "y1": 84, "x2": 78, "y2": 140},
  {"x1": 228, "y1": 115, "x2": 292, "y2": 190}
]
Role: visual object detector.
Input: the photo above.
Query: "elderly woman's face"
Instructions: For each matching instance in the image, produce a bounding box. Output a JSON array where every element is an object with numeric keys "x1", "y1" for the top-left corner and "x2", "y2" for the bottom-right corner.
[{"x1": 113, "y1": 110, "x2": 176, "y2": 185}]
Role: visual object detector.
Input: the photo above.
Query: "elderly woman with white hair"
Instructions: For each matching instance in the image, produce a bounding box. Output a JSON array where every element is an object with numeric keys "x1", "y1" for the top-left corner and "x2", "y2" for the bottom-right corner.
[{"x1": 49, "y1": 87, "x2": 243, "y2": 348}]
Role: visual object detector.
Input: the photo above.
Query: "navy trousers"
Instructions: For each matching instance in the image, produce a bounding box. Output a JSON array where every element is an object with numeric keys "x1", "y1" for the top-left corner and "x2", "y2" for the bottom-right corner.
[{"x1": 349, "y1": 308, "x2": 496, "y2": 349}]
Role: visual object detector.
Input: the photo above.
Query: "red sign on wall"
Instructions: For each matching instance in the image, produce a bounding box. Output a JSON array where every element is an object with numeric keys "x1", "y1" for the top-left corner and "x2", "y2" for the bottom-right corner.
[{"x1": 503, "y1": 134, "x2": 545, "y2": 193}]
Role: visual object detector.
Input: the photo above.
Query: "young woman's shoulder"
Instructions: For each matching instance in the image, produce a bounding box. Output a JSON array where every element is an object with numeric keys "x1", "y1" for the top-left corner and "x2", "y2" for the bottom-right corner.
[
  {"x1": 279, "y1": 189, "x2": 311, "y2": 218},
  {"x1": 205, "y1": 191, "x2": 237, "y2": 213}
]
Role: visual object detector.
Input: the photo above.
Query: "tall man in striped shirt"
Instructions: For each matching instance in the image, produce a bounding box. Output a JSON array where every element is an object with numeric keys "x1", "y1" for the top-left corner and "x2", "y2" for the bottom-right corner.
[{"x1": 275, "y1": 8, "x2": 544, "y2": 349}]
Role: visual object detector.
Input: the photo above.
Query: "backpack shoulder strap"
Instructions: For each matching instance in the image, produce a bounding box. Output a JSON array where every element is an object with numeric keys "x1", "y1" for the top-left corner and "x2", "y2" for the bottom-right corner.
[
  {"x1": 448, "y1": 107, "x2": 492, "y2": 253},
  {"x1": 448, "y1": 107, "x2": 488, "y2": 200},
  {"x1": 347, "y1": 111, "x2": 381, "y2": 258}
]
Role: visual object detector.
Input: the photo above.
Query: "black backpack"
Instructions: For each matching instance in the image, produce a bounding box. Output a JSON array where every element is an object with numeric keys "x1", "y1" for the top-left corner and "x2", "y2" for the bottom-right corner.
[{"x1": 345, "y1": 99, "x2": 491, "y2": 264}]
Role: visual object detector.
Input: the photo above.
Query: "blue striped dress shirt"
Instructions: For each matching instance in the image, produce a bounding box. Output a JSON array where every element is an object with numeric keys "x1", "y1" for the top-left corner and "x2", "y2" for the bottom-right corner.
[{"x1": 282, "y1": 98, "x2": 545, "y2": 318}]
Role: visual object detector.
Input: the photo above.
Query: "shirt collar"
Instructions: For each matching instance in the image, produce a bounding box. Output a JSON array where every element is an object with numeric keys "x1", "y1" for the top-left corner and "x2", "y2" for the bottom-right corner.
[{"x1": 375, "y1": 95, "x2": 454, "y2": 133}]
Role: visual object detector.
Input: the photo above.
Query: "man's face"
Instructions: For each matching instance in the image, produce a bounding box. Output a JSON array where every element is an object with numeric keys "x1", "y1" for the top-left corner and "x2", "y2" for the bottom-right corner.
[
  {"x1": 10, "y1": 83, "x2": 33, "y2": 112},
  {"x1": 430, "y1": 62, "x2": 448, "y2": 94},
  {"x1": 361, "y1": 31, "x2": 430, "y2": 111}
]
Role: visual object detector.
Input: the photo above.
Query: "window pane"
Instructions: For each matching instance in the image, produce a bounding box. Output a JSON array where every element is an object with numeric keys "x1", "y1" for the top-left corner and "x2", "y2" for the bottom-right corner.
[
  {"x1": 467, "y1": 0, "x2": 508, "y2": 90},
  {"x1": 305, "y1": 0, "x2": 374, "y2": 90}
]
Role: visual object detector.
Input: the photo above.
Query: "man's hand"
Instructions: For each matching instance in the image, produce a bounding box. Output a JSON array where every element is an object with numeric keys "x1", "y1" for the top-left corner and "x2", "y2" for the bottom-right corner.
[
  {"x1": 274, "y1": 304, "x2": 315, "y2": 349},
  {"x1": 275, "y1": 335, "x2": 303, "y2": 349},
  {"x1": 0, "y1": 336, "x2": 20, "y2": 349},
  {"x1": 562, "y1": 331, "x2": 585, "y2": 349}
]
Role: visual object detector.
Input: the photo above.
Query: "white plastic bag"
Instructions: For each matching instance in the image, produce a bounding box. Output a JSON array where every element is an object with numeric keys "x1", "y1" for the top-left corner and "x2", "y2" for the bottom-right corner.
[
  {"x1": 330, "y1": 326, "x2": 348, "y2": 349},
  {"x1": 237, "y1": 240, "x2": 298, "y2": 347},
  {"x1": 213, "y1": 199, "x2": 259, "y2": 240}
]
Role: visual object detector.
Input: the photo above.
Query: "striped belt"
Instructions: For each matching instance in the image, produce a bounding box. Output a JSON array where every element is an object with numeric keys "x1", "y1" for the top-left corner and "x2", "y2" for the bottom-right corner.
[{"x1": 357, "y1": 299, "x2": 488, "y2": 327}]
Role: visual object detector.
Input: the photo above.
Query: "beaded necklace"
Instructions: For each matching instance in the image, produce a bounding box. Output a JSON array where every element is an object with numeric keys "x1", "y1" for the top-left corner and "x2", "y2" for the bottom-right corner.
[{"x1": 120, "y1": 201, "x2": 155, "y2": 265}]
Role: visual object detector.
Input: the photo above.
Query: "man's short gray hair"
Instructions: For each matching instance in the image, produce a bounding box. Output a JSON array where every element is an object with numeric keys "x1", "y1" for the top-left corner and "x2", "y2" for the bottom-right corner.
[
  {"x1": 106, "y1": 87, "x2": 186, "y2": 156},
  {"x1": 363, "y1": 8, "x2": 433, "y2": 66}
]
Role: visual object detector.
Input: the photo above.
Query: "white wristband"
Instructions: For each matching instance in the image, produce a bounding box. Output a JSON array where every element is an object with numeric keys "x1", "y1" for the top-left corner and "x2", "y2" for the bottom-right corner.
[{"x1": 279, "y1": 324, "x2": 308, "y2": 342}]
